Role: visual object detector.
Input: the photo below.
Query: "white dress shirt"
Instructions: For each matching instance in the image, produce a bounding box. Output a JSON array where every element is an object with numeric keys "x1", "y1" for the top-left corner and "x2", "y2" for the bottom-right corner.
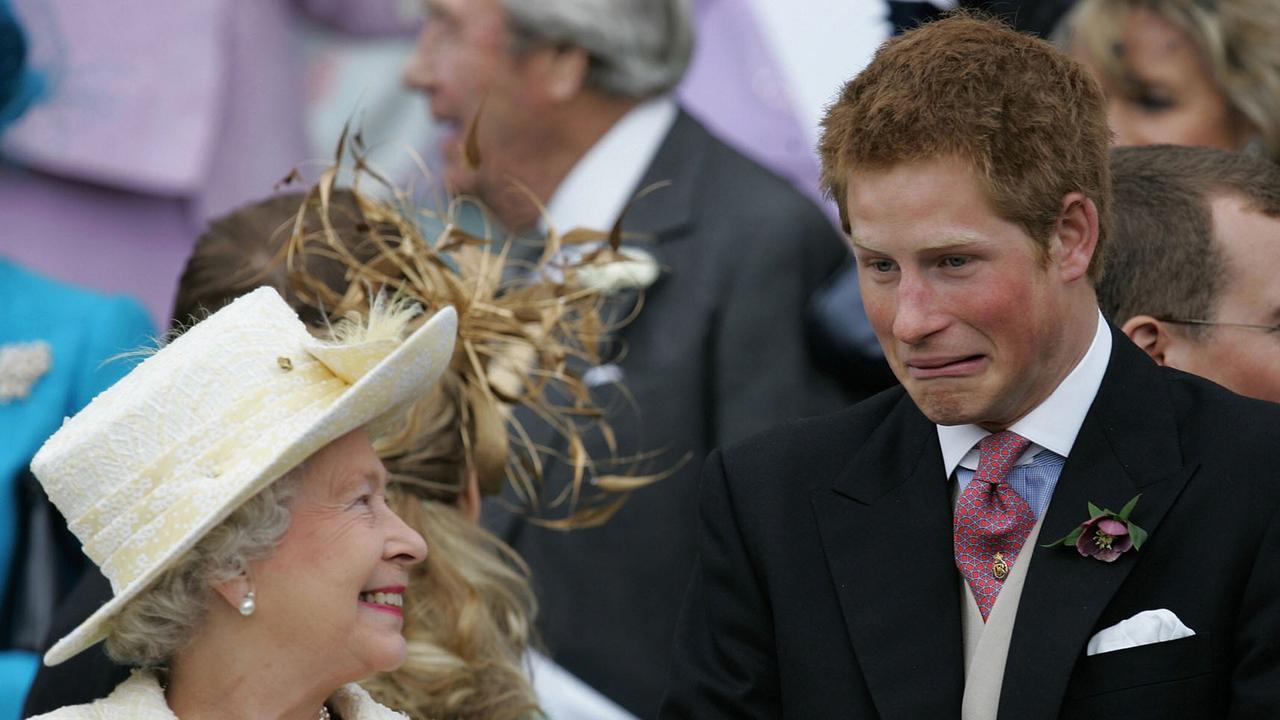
[{"x1": 540, "y1": 96, "x2": 678, "y2": 235}]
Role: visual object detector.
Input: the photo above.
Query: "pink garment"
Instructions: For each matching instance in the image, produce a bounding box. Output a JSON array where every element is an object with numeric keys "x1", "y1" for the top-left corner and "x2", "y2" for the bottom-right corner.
[
  {"x1": 677, "y1": 0, "x2": 822, "y2": 206},
  {"x1": 0, "y1": 0, "x2": 416, "y2": 327},
  {"x1": 0, "y1": 166, "x2": 195, "y2": 327}
]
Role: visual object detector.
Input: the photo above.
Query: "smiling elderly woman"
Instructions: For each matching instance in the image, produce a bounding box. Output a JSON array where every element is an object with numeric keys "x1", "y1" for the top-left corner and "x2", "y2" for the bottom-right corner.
[{"x1": 28, "y1": 288, "x2": 456, "y2": 719}]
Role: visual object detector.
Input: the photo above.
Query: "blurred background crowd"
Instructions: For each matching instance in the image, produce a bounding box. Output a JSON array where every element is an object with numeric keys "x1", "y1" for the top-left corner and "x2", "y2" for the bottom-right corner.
[{"x1": 3, "y1": 0, "x2": 1279, "y2": 717}]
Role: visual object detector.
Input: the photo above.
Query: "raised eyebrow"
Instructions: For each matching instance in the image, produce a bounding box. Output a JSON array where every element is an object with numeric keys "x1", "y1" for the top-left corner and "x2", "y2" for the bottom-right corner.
[
  {"x1": 849, "y1": 238, "x2": 985, "y2": 256},
  {"x1": 919, "y1": 238, "x2": 990, "y2": 254},
  {"x1": 849, "y1": 237, "x2": 882, "y2": 254}
]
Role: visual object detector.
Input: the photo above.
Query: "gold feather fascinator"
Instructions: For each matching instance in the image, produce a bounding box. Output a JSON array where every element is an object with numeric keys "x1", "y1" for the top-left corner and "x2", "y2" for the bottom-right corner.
[{"x1": 266, "y1": 129, "x2": 671, "y2": 529}]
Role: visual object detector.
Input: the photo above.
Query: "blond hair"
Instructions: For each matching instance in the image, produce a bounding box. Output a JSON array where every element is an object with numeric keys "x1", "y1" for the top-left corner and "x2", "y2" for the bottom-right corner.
[
  {"x1": 361, "y1": 494, "x2": 539, "y2": 720},
  {"x1": 1064, "y1": 0, "x2": 1280, "y2": 162}
]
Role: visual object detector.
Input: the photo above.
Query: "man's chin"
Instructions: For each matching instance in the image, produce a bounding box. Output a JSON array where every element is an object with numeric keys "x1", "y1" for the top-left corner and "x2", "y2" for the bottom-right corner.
[{"x1": 907, "y1": 385, "x2": 985, "y2": 427}]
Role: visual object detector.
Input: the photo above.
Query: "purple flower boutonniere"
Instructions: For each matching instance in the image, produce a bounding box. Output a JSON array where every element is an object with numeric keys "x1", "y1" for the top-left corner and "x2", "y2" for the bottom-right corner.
[{"x1": 1044, "y1": 494, "x2": 1149, "y2": 563}]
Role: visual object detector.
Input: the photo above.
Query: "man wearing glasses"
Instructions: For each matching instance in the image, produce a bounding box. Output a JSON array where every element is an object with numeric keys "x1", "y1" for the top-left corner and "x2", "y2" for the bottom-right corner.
[{"x1": 1101, "y1": 144, "x2": 1280, "y2": 404}]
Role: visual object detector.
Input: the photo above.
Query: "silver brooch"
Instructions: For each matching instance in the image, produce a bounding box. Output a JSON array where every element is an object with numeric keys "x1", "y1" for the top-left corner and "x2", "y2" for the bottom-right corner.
[{"x1": 0, "y1": 341, "x2": 53, "y2": 403}]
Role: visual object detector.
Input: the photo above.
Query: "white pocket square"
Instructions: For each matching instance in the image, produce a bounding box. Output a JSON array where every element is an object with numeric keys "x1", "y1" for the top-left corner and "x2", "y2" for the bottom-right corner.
[{"x1": 1086, "y1": 609, "x2": 1195, "y2": 656}]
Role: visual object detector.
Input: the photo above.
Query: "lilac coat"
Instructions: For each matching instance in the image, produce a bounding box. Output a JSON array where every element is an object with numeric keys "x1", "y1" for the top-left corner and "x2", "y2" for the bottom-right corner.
[{"x1": 0, "y1": 0, "x2": 416, "y2": 327}]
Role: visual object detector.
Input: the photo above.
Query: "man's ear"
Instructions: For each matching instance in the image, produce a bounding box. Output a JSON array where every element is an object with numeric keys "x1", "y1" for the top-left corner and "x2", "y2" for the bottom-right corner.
[
  {"x1": 1120, "y1": 314, "x2": 1172, "y2": 365},
  {"x1": 212, "y1": 573, "x2": 253, "y2": 613},
  {"x1": 1052, "y1": 191, "x2": 1100, "y2": 283},
  {"x1": 543, "y1": 45, "x2": 589, "y2": 102}
]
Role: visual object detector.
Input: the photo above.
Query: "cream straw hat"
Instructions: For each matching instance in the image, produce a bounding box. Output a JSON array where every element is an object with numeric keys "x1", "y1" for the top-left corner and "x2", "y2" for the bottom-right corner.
[{"x1": 31, "y1": 287, "x2": 456, "y2": 666}]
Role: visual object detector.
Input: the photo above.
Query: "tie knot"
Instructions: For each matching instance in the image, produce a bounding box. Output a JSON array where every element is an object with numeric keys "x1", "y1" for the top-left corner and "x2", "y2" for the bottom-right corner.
[{"x1": 974, "y1": 430, "x2": 1031, "y2": 484}]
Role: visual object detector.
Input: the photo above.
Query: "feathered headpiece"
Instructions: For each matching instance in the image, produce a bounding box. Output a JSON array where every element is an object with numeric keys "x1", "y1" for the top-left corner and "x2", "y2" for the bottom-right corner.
[{"x1": 275, "y1": 127, "x2": 668, "y2": 528}]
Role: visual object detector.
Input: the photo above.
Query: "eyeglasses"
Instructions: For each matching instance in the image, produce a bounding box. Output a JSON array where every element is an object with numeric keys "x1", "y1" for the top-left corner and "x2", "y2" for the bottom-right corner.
[{"x1": 1157, "y1": 318, "x2": 1280, "y2": 333}]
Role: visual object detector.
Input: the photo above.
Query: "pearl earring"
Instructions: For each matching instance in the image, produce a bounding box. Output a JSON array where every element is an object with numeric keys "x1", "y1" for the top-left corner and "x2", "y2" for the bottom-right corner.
[{"x1": 239, "y1": 590, "x2": 256, "y2": 617}]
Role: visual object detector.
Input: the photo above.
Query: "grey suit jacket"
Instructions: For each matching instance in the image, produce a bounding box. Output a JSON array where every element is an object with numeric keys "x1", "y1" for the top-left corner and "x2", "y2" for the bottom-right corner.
[{"x1": 483, "y1": 109, "x2": 851, "y2": 717}]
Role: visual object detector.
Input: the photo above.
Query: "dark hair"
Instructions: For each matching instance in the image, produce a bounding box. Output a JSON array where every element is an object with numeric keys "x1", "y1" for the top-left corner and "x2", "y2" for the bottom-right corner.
[
  {"x1": 1100, "y1": 144, "x2": 1280, "y2": 336},
  {"x1": 171, "y1": 190, "x2": 382, "y2": 333},
  {"x1": 819, "y1": 13, "x2": 1112, "y2": 280}
]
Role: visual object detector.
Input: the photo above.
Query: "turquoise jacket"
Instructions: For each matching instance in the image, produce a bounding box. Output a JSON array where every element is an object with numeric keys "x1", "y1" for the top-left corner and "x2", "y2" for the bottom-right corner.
[{"x1": 0, "y1": 259, "x2": 152, "y2": 718}]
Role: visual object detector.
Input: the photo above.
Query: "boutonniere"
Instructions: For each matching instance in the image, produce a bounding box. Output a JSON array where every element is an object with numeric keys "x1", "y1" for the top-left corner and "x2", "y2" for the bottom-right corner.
[
  {"x1": 0, "y1": 340, "x2": 53, "y2": 403},
  {"x1": 573, "y1": 246, "x2": 660, "y2": 295},
  {"x1": 1044, "y1": 494, "x2": 1148, "y2": 562},
  {"x1": 554, "y1": 181, "x2": 669, "y2": 296}
]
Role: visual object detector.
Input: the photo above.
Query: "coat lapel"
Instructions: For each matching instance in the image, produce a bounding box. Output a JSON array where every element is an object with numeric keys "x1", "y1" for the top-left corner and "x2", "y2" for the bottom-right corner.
[
  {"x1": 623, "y1": 110, "x2": 702, "y2": 241},
  {"x1": 812, "y1": 394, "x2": 966, "y2": 719},
  {"x1": 487, "y1": 112, "x2": 704, "y2": 539},
  {"x1": 998, "y1": 328, "x2": 1198, "y2": 719}
]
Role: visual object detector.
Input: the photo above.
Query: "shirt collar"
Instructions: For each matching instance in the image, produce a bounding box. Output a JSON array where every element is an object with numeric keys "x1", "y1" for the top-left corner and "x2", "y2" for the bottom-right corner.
[
  {"x1": 937, "y1": 308, "x2": 1112, "y2": 477},
  {"x1": 540, "y1": 95, "x2": 678, "y2": 235}
]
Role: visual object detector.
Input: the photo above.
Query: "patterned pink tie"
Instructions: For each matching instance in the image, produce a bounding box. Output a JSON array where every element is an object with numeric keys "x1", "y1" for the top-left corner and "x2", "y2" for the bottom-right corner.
[{"x1": 953, "y1": 430, "x2": 1036, "y2": 621}]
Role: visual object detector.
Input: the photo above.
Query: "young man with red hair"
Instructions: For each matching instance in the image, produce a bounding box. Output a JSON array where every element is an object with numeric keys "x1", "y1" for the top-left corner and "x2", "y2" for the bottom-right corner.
[{"x1": 663, "y1": 14, "x2": 1280, "y2": 719}]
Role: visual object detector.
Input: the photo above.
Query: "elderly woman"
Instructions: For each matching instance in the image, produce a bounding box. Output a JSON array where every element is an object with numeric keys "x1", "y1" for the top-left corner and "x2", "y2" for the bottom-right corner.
[
  {"x1": 170, "y1": 190, "x2": 552, "y2": 720},
  {"x1": 27, "y1": 175, "x2": 651, "y2": 718},
  {"x1": 169, "y1": 185, "x2": 648, "y2": 720},
  {"x1": 28, "y1": 287, "x2": 457, "y2": 718},
  {"x1": 1060, "y1": 0, "x2": 1280, "y2": 162}
]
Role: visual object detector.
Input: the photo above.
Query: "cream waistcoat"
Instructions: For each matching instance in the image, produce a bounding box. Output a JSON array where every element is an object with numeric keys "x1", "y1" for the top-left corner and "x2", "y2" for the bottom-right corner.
[{"x1": 959, "y1": 513, "x2": 1048, "y2": 720}]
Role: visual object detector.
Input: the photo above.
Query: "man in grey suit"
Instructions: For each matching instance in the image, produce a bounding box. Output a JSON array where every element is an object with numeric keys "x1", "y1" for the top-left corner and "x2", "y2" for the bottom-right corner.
[{"x1": 402, "y1": 1, "x2": 850, "y2": 715}]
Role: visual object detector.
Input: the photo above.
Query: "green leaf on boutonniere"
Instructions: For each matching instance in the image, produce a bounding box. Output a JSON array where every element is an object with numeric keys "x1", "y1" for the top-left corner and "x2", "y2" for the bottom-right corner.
[
  {"x1": 1043, "y1": 524, "x2": 1086, "y2": 548},
  {"x1": 1128, "y1": 519, "x2": 1149, "y2": 551},
  {"x1": 1118, "y1": 493, "x2": 1142, "y2": 522}
]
